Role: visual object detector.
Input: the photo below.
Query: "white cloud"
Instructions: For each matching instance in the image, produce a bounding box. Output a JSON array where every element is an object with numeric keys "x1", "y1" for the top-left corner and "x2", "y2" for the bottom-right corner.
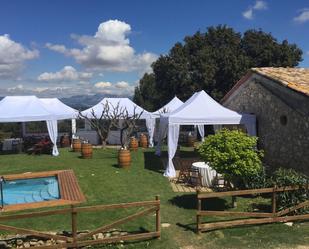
[
  {"x1": 0, "y1": 34, "x2": 39, "y2": 79},
  {"x1": 243, "y1": 9, "x2": 254, "y2": 20},
  {"x1": 0, "y1": 80, "x2": 136, "y2": 98},
  {"x1": 45, "y1": 20, "x2": 157, "y2": 73},
  {"x1": 7, "y1": 84, "x2": 24, "y2": 92},
  {"x1": 253, "y1": 0, "x2": 267, "y2": 10},
  {"x1": 94, "y1": 80, "x2": 134, "y2": 95},
  {"x1": 37, "y1": 66, "x2": 93, "y2": 83},
  {"x1": 243, "y1": 1, "x2": 267, "y2": 20},
  {"x1": 94, "y1": 81, "x2": 112, "y2": 88},
  {"x1": 294, "y1": 9, "x2": 309, "y2": 23},
  {"x1": 115, "y1": 81, "x2": 129, "y2": 89}
]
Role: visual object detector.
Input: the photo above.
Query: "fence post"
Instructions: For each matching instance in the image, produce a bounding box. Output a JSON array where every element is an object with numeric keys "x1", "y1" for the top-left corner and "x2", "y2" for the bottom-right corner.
[
  {"x1": 155, "y1": 195, "x2": 161, "y2": 238},
  {"x1": 272, "y1": 186, "x2": 277, "y2": 215},
  {"x1": 196, "y1": 190, "x2": 201, "y2": 234},
  {"x1": 71, "y1": 205, "x2": 78, "y2": 248}
]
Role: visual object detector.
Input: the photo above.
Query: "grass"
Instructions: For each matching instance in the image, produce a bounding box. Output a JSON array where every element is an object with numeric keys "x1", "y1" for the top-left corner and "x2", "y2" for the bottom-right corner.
[{"x1": 0, "y1": 148, "x2": 308, "y2": 249}]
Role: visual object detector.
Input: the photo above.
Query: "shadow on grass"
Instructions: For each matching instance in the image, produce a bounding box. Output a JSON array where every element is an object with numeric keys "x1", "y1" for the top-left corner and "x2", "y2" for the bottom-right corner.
[
  {"x1": 143, "y1": 151, "x2": 165, "y2": 174},
  {"x1": 169, "y1": 194, "x2": 229, "y2": 210},
  {"x1": 251, "y1": 203, "x2": 271, "y2": 213},
  {"x1": 177, "y1": 149, "x2": 200, "y2": 158},
  {"x1": 143, "y1": 150, "x2": 201, "y2": 174},
  {"x1": 112, "y1": 163, "x2": 120, "y2": 169}
]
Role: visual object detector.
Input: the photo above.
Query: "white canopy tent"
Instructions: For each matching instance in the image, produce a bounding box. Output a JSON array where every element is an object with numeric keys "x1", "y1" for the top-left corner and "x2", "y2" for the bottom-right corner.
[
  {"x1": 0, "y1": 96, "x2": 77, "y2": 156},
  {"x1": 152, "y1": 96, "x2": 184, "y2": 118},
  {"x1": 39, "y1": 98, "x2": 78, "y2": 136},
  {"x1": 155, "y1": 90, "x2": 256, "y2": 177},
  {"x1": 149, "y1": 96, "x2": 184, "y2": 145},
  {"x1": 81, "y1": 97, "x2": 155, "y2": 146}
]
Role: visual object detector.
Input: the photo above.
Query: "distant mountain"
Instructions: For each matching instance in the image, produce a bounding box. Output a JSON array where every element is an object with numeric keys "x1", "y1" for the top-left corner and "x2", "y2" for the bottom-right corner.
[{"x1": 60, "y1": 94, "x2": 132, "y2": 110}]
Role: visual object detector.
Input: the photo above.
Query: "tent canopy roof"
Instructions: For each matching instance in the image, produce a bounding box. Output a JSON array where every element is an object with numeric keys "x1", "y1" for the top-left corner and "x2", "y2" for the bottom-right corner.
[
  {"x1": 81, "y1": 97, "x2": 152, "y2": 119},
  {"x1": 0, "y1": 96, "x2": 56, "y2": 122},
  {"x1": 40, "y1": 98, "x2": 78, "y2": 119},
  {"x1": 161, "y1": 90, "x2": 254, "y2": 125},
  {"x1": 152, "y1": 96, "x2": 183, "y2": 117},
  {"x1": 0, "y1": 96, "x2": 77, "y2": 122}
]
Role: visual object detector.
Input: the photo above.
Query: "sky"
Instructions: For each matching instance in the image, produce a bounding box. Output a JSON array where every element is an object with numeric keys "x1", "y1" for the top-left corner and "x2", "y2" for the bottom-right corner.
[{"x1": 0, "y1": 0, "x2": 308, "y2": 98}]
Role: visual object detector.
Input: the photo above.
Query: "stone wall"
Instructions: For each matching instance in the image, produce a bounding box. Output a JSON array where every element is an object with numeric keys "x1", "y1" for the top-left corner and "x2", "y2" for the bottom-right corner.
[{"x1": 224, "y1": 75, "x2": 309, "y2": 175}]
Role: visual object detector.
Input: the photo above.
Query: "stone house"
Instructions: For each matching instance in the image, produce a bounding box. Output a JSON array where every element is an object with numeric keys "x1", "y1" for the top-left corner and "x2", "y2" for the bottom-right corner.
[{"x1": 222, "y1": 67, "x2": 309, "y2": 175}]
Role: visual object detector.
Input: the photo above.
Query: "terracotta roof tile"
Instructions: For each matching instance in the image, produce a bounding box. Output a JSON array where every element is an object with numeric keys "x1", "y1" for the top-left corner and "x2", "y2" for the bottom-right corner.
[{"x1": 251, "y1": 67, "x2": 309, "y2": 96}]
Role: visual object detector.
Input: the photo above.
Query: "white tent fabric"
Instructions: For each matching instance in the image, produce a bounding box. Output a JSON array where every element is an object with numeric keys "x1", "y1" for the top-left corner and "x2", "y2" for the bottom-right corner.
[
  {"x1": 81, "y1": 97, "x2": 154, "y2": 146},
  {"x1": 152, "y1": 96, "x2": 184, "y2": 117},
  {"x1": 40, "y1": 98, "x2": 78, "y2": 135},
  {"x1": 0, "y1": 96, "x2": 57, "y2": 122},
  {"x1": 46, "y1": 120, "x2": 59, "y2": 156},
  {"x1": 156, "y1": 90, "x2": 256, "y2": 177},
  {"x1": 0, "y1": 96, "x2": 77, "y2": 156},
  {"x1": 149, "y1": 96, "x2": 184, "y2": 147}
]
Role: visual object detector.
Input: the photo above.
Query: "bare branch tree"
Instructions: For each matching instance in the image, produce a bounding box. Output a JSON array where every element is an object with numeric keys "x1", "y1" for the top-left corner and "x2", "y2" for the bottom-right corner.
[
  {"x1": 79, "y1": 101, "x2": 143, "y2": 148},
  {"x1": 118, "y1": 106, "x2": 143, "y2": 148}
]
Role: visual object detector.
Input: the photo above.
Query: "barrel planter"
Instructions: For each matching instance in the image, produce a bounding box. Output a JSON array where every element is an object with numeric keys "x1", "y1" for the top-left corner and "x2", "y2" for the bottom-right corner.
[
  {"x1": 129, "y1": 137, "x2": 138, "y2": 151},
  {"x1": 81, "y1": 143, "x2": 93, "y2": 159},
  {"x1": 139, "y1": 134, "x2": 148, "y2": 148},
  {"x1": 118, "y1": 149, "x2": 131, "y2": 169},
  {"x1": 60, "y1": 135, "x2": 71, "y2": 148},
  {"x1": 187, "y1": 134, "x2": 195, "y2": 147},
  {"x1": 72, "y1": 139, "x2": 82, "y2": 152}
]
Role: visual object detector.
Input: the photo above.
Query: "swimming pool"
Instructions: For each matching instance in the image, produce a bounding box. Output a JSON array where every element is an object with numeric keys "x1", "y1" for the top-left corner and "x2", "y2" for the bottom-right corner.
[
  {"x1": 2, "y1": 176, "x2": 60, "y2": 205},
  {"x1": 0, "y1": 170, "x2": 85, "y2": 212}
]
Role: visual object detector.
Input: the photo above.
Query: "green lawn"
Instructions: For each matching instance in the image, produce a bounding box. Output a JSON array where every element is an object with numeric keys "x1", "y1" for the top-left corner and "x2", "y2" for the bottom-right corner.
[{"x1": 0, "y1": 148, "x2": 308, "y2": 249}]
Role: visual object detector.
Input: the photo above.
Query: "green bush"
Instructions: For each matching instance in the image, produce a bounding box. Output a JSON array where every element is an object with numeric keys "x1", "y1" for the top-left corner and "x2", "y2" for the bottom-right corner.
[
  {"x1": 198, "y1": 129, "x2": 263, "y2": 188},
  {"x1": 271, "y1": 168, "x2": 309, "y2": 213}
]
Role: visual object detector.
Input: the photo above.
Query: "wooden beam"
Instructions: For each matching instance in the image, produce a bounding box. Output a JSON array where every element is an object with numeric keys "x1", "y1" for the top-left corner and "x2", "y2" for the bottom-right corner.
[
  {"x1": 0, "y1": 224, "x2": 71, "y2": 242},
  {"x1": 199, "y1": 214, "x2": 309, "y2": 232},
  {"x1": 276, "y1": 201, "x2": 309, "y2": 217},
  {"x1": 197, "y1": 185, "x2": 309, "y2": 199},
  {"x1": 75, "y1": 200, "x2": 159, "y2": 212},
  {"x1": 77, "y1": 206, "x2": 158, "y2": 240},
  {"x1": 197, "y1": 211, "x2": 273, "y2": 218}
]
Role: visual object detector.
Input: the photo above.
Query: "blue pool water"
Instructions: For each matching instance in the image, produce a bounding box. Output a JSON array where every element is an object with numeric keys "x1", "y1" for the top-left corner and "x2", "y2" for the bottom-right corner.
[{"x1": 2, "y1": 177, "x2": 60, "y2": 205}]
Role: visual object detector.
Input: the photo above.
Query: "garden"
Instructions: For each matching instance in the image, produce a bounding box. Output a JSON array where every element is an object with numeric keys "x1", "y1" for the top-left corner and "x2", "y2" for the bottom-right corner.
[{"x1": 0, "y1": 130, "x2": 308, "y2": 249}]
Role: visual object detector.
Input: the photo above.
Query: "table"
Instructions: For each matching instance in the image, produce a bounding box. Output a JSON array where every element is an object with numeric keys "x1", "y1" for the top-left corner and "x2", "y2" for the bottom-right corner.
[
  {"x1": 2, "y1": 138, "x2": 23, "y2": 152},
  {"x1": 192, "y1": 162, "x2": 217, "y2": 187}
]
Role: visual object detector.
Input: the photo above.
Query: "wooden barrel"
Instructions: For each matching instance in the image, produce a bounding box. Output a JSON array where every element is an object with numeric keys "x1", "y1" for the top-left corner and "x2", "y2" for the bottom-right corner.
[
  {"x1": 139, "y1": 134, "x2": 148, "y2": 148},
  {"x1": 81, "y1": 143, "x2": 93, "y2": 159},
  {"x1": 129, "y1": 137, "x2": 138, "y2": 151},
  {"x1": 118, "y1": 149, "x2": 131, "y2": 168},
  {"x1": 72, "y1": 139, "x2": 82, "y2": 152},
  {"x1": 187, "y1": 134, "x2": 195, "y2": 147},
  {"x1": 60, "y1": 135, "x2": 71, "y2": 148}
]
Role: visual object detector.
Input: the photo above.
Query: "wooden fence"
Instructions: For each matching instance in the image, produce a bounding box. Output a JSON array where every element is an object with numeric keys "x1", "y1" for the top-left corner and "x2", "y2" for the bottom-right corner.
[
  {"x1": 196, "y1": 186, "x2": 309, "y2": 233},
  {"x1": 0, "y1": 196, "x2": 160, "y2": 248}
]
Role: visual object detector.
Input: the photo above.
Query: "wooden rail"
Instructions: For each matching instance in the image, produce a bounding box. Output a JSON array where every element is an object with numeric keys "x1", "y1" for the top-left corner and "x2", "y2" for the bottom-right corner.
[
  {"x1": 196, "y1": 185, "x2": 309, "y2": 233},
  {"x1": 0, "y1": 196, "x2": 161, "y2": 248}
]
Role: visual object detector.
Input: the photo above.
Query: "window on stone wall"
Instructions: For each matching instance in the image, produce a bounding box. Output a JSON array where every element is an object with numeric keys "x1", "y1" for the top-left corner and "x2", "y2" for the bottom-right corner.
[{"x1": 280, "y1": 115, "x2": 288, "y2": 126}]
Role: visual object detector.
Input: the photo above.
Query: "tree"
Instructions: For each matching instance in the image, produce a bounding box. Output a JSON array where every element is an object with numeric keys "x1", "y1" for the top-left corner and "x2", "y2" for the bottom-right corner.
[
  {"x1": 241, "y1": 29, "x2": 302, "y2": 68},
  {"x1": 134, "y1": 26, "x2": 303, "y2": 109},
  {"x1": 79, "y1": 101, "x2": 121, "y2": 148},
  {"x1": 79, "y1": 101, "x2": 142, "y2": 148},
  {"x1": 198, "y1": 129, "x2": 264, "y2": 189},
  {"x1": 133, "y1": 73, "x2": 159, "y2": 111}
]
